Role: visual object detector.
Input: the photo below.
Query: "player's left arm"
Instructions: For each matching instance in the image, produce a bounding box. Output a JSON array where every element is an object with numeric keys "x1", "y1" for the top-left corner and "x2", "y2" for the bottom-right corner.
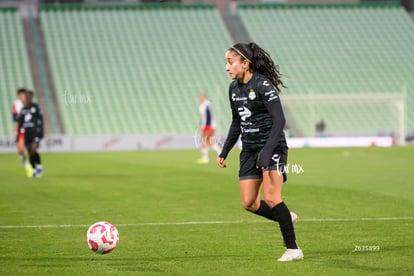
[
  {"x1": 36, "y1": 104, "x2": 44, "y2": 138},
  {"x1": 256, "y1": 84, "x2": 286, "y2": 168}
]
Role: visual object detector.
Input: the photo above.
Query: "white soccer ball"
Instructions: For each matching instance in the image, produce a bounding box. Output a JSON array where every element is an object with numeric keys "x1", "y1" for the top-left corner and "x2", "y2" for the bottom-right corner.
[{"x1": 86, "y1": 221, "x2": 119, "y2": 254}]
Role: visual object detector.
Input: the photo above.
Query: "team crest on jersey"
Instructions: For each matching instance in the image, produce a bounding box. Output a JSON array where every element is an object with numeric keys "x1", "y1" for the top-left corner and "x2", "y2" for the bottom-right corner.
[
  {"x1": 248, "y1": 89, "x2": 256, "y2": 100},
  {"x1": 31, "y1": 107, "x2": 36, "y2": 113}
]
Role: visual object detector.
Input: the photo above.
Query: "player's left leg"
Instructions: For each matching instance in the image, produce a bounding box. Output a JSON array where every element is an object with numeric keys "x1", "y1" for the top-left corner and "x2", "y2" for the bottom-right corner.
[
  {"x1": 262, "y1": 170, "x2": 303, "y2": 261},
  {"x1": 207, "y1": 134, "x2": 221, "y2": 156},
  {"x1": 17, "y1": 135, "x2": 26, "y2": 164},
  {"x1": 27, "y1": 140, "x2": 43, "y2": 177}
]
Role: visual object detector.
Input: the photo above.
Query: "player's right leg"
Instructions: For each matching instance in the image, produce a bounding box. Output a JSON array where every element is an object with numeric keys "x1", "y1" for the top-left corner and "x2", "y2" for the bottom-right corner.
[
  {"x1": 239, "y1": 178, "x2": 262, "y2": 212},
  {"x1": 238, "y1": 151, "x2": 264, "y2": 214},
  {"x1": 197, "y1": 131, "x2": 209, "y2": 164},
  {"x1": 17, "y1": 134, "x2": 32, "y2": 177}
]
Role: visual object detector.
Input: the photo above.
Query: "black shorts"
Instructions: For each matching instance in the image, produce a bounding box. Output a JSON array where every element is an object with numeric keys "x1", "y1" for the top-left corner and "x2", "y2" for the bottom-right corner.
[
  {"x1": 239, "y1": 150, "x2": 288, "y2": 182},
  {"x1": 25, "y1": 135, "x2": 41, "y2": 148}
]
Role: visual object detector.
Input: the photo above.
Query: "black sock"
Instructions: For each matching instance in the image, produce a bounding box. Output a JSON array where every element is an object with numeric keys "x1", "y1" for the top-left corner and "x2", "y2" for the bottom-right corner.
[
  {"x1": 272, "y1": 202, "x2": 298, "y2": 249},
  {"x1": 34, "y1": 152, "x2": 41, "y2": 165},
  {"x1": 254, "y1": 200, "x2": 278, "y2": 222},
  {"x1": 29, "y1": 154, "x2": 36, "y2": 169}
]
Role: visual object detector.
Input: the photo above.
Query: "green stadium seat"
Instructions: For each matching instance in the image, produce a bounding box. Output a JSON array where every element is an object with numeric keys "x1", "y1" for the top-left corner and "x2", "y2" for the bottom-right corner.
[
  {"x1": 238, "y1": 4, "x2": 414, "y2": 137},
  {"x1": 40, "y1": 5, "x2": 233, "y2": 135},
  {"x1": 0, "y1": 8, "x2": 35, "y2": 136}
]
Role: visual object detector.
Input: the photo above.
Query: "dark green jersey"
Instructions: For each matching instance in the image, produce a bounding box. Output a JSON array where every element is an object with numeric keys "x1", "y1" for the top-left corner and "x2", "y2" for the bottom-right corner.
[
  {"x1": 18, "y1": 103, "x2": 44, "y2": 137},
  {"x1": 220, "y1": 73, "x2": 287, "y2": 167}
]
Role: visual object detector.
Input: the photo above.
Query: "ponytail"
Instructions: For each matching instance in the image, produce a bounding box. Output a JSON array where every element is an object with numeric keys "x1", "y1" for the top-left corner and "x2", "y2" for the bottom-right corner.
[{"x1": 230, "y1": 42, "x2": 286, "y2": 91}]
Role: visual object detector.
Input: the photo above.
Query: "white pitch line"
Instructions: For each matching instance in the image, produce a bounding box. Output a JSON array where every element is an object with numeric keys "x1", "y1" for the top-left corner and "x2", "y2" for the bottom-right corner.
[
  {"x1": 300, "y1": 217, "x2": 414, "y2": 222},
  {"x1": 1, "y1": 217, "x2": 414, "y2": 229}
]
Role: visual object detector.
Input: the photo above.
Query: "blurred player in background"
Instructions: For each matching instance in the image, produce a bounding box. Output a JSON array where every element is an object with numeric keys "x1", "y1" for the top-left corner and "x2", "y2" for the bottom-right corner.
[
  {"x1": 218, "y1": 43, "x2": 303, "y2": 262},
  {"x1": 198, "y1": 94, "x2": 221, "y2": 164},
  {"x1": 17, "y1": 90, "x2": 44, "y2": 177},
  {"x1": 12, "y1": 88, "x2": 32, "y2": 177}
]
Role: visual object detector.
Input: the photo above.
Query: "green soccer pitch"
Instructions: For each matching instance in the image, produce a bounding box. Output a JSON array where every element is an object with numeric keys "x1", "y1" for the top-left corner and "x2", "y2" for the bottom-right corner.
[{"x1": 1, "y1": 147, "x2": 413, "y2": 275}]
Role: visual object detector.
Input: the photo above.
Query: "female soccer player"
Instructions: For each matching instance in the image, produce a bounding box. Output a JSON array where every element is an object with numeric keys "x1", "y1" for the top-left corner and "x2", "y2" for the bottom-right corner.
[
  {"x1": 217, "y1": 43, "x2": 303, "y2": 262},
  {"x1": 198, "y1": 94, "x2": 221, "y2": 164},
  {"x1": 18, "y1": 90, "x2": 44, "y2": 177},
  {"x1": 12, "y1": 88, "x2": 32, "y2": 176}
]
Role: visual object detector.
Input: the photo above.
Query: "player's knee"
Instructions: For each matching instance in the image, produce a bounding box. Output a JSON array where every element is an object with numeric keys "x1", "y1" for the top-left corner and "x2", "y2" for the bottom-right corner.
[
  {"x1": 28, "y1": 147, "x2": 36, "y2": 155},
  {"x1": 263, "y1": 196, "x2": 282, "y2": 209},
  {"x1": 241, "y1": 199, "x2": 259, "y2": 212}
]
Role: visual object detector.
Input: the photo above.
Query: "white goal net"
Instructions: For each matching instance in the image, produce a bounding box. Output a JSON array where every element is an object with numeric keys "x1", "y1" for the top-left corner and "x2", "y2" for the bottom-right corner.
[{"x1": 282, "y1": 93, "x2": 406, "y2": 145}]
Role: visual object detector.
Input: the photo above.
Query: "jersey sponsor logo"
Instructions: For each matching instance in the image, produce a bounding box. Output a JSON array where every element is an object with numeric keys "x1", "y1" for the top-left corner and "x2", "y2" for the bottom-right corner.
[
  {"x1": 232, "y1": 93, "x2": 248, "y2": 102},
  {"x1": 24, "y1": 113, "x2": 32, "y2": 122},
  {"x1": 268, "y1": 95, "x2": 279, "y2": 102},
  {"x1": 263, "y1": 80, "x2": 270, "y2": 86},
  {"x1": 248, "y1": 89, "x2": 256, "y2": 100},
  {"x1": 265, "y1": 89, "x2": 278, "y2": 102},
  {"x1": 238, "y1": 106, "x2": 252, "y2": 121},
  {"x1": 242, "y1": 128, "x2": 259, "y2": 133},
  {"x1": 235, "y1": 97, "x2": 247, "y2": 101},
  {"x1": 240, "y1": 121, "x2": 253, "y2": 126}
]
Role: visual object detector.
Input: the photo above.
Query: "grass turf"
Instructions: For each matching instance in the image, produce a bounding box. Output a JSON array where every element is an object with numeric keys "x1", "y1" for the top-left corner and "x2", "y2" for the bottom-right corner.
[{"x1": 0, "y1": 147, "x2": 413, "y2": 275}]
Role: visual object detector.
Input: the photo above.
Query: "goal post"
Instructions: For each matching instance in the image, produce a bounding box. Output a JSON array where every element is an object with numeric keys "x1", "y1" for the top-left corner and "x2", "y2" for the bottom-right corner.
[{"x1": 282, "y1": 92, "x2": 407, "y2": 145}]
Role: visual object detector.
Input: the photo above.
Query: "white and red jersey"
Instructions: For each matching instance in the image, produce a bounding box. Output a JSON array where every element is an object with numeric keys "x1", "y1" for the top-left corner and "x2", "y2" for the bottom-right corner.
[
  {"x1": 199, "y1": 99, "x2": 216, "y2": 129},
  {"x1": 12, "y1": 99, "x2": 24, "y2": 134},
  {"x1": 12, "y1": 99, "x2": 24, "y2": 122}
]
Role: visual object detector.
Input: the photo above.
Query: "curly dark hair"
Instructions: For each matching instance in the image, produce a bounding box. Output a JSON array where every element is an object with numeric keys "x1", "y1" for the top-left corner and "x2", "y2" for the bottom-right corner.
[{"x1": 230, "y1": 42, "x2": 286, "y2": 91}]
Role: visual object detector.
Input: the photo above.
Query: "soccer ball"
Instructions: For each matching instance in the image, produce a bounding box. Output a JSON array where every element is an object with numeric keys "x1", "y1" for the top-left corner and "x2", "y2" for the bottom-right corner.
[{"x1": 86, "y1": 221, "x2": 119, "y2": 254}]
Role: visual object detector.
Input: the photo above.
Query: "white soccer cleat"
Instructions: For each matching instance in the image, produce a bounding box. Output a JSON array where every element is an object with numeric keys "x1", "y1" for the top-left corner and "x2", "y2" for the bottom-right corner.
[
  {"x1": 277, "y1": 248, "x2": 304, "y2": 262},
  {"x1": 290, "y1": 212, "x2": 299, "y2": 224},
  {"x1": 197, "y1": 158, "x2": 209, "y2": 164},
  {"x1": 282, "y1": 212, "x2": 299, "y2": 247},
  {"x1": 25, "y1": 164, "x2": 33, "y2": 178},
  {"x1": 35, "y1": 166, "x2": 43, "y2": 177}
]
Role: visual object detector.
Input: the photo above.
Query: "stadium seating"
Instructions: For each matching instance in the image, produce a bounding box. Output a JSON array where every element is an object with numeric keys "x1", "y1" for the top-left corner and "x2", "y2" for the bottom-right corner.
[
  {"x1": 0, "y1": 7, "x2": 34, "y2": 136},
  {"x1": 238, "y1": 4, "x2": 414, "y2": 137},
  {"x1": 40, "y1": 4, "x2": 233, "y2": 135},
  {"x1": 2, "y1": 3, "x2": 413, "y2": 139}
]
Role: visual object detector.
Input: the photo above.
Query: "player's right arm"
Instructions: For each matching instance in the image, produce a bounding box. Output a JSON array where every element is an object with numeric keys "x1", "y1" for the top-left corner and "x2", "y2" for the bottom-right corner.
[
  {"x1": 12, "y1": 103, "x2": 19, "y2": 122},
  {"x1": 218, "y1": 106, "x2": 240, "y2": 167},
  {"x1": 17, "y1": 108, "x2": 25, "y2": 136},
  {"x1": 217, "y1": 156, "x2": 227, "y2": 168}
]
